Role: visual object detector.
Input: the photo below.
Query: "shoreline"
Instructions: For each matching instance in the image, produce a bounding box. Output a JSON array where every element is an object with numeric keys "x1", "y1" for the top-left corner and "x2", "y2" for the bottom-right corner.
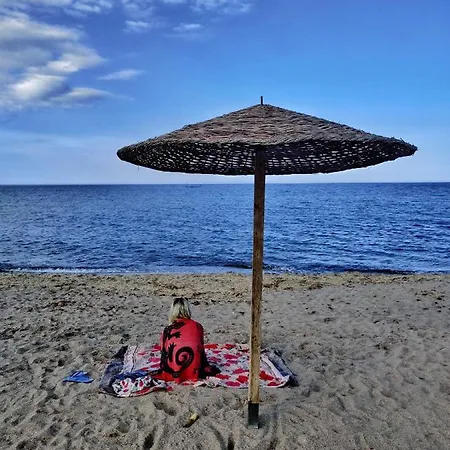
[
  {"x1": 1, "y1": 272, "x2": 449, "y2": 449},
  {"x1": 1, "y1": 271, "x2": 449, "y2": 301},
  {"x1": 2, "y1": 265, "x2": 449, "y2": 277}
]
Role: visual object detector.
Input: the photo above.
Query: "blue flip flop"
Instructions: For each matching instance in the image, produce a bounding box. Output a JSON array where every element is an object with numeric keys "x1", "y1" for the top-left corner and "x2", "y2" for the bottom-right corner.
[{"x1": 63, "y1": 370, "x2": 94, "y2": 383}]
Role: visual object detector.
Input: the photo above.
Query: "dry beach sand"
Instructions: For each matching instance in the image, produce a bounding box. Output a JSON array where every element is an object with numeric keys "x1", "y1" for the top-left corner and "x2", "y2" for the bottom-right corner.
[{"x1": 1, "y1": 272, "x2": 450, "y2": 450}]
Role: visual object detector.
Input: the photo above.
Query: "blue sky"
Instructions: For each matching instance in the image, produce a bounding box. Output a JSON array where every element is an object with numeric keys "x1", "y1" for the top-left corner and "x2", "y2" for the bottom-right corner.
[{"x1": 0, "y1": 0, "x2": 449, "y2": 184}]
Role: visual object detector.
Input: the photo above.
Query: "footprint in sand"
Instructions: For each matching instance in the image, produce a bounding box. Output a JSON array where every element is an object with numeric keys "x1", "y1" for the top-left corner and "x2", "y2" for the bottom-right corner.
[
  {"x1": 153, "y1": 400, "x2": 177, "y2": 416},
  {"x1": 208, "y1": 422, "x2": 235, "y2": 450},
  {"x1": 142, "y1": 432, "x2": 154, "y2": 449}
]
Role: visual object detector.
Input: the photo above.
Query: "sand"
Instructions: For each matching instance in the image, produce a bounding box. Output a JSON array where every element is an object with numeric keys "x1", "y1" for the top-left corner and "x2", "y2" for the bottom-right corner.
[{"x1": 1, "y1": 272, "x2": 449, "y2": 450}]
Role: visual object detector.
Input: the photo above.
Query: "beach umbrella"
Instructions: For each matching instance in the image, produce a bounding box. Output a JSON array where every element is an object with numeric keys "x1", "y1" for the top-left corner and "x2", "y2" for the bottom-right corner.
[{"x1": 116, "y1": 98, "x2": 417, "y2": 427}]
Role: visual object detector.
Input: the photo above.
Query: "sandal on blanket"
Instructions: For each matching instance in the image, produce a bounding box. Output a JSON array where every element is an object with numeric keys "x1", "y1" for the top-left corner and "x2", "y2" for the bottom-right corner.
[{"x1": 63, "y1": 370, "x2": 94, "y2": 383}]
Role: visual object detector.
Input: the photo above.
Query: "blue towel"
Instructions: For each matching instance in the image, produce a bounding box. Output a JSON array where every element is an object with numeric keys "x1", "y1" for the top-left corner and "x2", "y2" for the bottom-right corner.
[{"x1": 63, "y1": 370, "x2": 94, "y2": 383}]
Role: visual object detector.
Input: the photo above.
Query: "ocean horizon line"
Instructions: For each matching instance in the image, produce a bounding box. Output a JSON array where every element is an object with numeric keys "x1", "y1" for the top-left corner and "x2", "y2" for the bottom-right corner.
[{"x1": 1, "y1": 181, "x2": 449, "y2": 187}]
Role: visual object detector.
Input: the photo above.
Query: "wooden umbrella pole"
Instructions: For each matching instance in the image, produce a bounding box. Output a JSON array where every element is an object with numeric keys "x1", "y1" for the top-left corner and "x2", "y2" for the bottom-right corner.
[{"x1": 248, "y1": 149, "x2": 266, "y2": 428}]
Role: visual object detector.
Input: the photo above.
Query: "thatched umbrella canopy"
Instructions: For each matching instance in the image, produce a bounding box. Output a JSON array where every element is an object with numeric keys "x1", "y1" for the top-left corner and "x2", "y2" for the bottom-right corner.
[
  {"x1": 117, "y1": 100, "x2": 417, "y2": 428},
  {"x1": 117, "y1": 103, "x2": 417, "y2": 175}
]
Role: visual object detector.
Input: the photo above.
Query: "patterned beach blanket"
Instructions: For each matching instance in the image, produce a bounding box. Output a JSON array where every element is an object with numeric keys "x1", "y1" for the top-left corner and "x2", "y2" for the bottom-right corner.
[{"x1": 100, "y1": 343, "x2": 296, "y2": 397}]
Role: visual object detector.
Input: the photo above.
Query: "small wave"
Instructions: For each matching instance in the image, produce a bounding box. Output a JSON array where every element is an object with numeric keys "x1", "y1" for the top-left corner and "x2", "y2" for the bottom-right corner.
[
  {"x1": 301, "y1": 261, "x2": 415, "y2": 275},
  {"x1": 350, "y1": 267, "x2": 414, "y2": 275},
  {"x1": 264, "y1": 264, "x2": 297, "y2": 273},
  {"x1": 222, "y1": 261, "x2": 297, "y2": 273},
  {"x1": 0, "y1": 263, "x2": 15, "y2": 273},
  {"x1": 223, "y1": 261, "x2": 251, "y2": 270},
  {"x1": 0, "y1": 261, "x2": 445, "y2": 276},
  {"x1": 0, "y1": 264, "x2": 138, "y2": 275}
]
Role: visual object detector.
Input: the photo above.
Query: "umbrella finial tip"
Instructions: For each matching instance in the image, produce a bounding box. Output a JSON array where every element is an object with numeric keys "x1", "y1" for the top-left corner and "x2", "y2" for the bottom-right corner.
[{"x1": 260, "y1": 96, "x2": 264, "y2": 105}]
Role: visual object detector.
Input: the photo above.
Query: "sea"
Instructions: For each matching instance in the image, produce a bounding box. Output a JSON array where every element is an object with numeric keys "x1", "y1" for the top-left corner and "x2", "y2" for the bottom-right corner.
[{"x1": 0, "y1": 183, "x2": 449, "y2": 275}]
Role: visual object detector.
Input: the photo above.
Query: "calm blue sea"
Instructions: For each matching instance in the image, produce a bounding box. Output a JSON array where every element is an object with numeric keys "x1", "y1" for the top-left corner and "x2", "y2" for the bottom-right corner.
[{"x1": 0, "y1": 183, "x2": 449, "y2": 275}]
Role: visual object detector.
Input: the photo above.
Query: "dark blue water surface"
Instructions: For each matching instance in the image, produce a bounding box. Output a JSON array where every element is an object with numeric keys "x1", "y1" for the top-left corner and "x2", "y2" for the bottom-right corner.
[{"x1": 0, "y1": 183, "x2": 449, "y2": 274}]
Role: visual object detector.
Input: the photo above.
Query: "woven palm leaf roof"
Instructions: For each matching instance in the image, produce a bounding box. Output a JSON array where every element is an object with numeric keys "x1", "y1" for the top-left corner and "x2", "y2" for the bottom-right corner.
[{"x1": 117, "y1": 104, "x2": 417, "y2": 175}]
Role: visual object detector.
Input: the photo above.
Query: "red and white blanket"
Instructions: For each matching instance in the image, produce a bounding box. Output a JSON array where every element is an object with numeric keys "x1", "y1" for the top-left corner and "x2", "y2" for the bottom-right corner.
[{"x1": 100, "y1": 343, "x2": 295, "y2": 397}]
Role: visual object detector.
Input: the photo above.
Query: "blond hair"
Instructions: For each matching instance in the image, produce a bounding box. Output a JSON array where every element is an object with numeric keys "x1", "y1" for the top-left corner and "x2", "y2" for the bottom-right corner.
[{"x1": 169, "y1": 298, "x2": 192, "y2": 323}]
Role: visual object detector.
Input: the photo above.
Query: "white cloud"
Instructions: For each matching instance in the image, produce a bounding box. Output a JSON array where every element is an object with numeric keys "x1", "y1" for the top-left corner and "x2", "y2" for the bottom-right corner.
[
  {"x1": 70, "y1": 2, "x2": 103, "y2": 14},
  {"x1": 1, "y1": 0, "x2": 255, "y2": 35},
  {"x1": 169, "y1": 21, "x2": 207, "y2": 39},
  {"x1": 99, "y1": 69, "x2": 144, "y2": 80},
  {"x1": 1, "y1": 0, "x2": 71, "y2": 9},
  {"x1": 122, "y1": 1, "x2": 167, "y2": 32},
  {"x1": 0, "y1": 0, "x2": 257, "y2": 110},
  {"x1": 0, "y1": 0, "x2": 113, "y2": 17},
  {"x1": 121, "y1": 0, "x2": 155, "y2": 19},
  {"x1": 120, "y1": 0, "x2": 254, "y2": 33},
  {"x1": 53, "y1": 87, "x2": 111, "y2": 104},
  {"x1": 0, "y1": 47, "x2": 52, "y2": 72},
  {"x1": 192, "y1": 0, "x2": 252, "y2": 14},
  {"x1": 124, "y1": 20, "x2": 150, "y2": 33},
  {"x1": 4, "y1": 74, "x2": 112, "y2": 109},
  {"x1": 26, "y1": 0, "x2": 71, "y2": 5},
  {"x1": 0, "y1": 15, "x2": 80, "y2": 44},
  {"x1": 10, "y1": 74, "x2": 70, "y2": 103},
  {"x1": 45, "y1": 45, "x2": 105, "y2": 73},
  {"x1": 0, "y1": 14, "x2": 109, "y2": 110},
  {"x1": 124, "y1": 19, "x2": 162, "y2": 33},
  {"x1": 173, "y1": 22, "x2": 203, "y2": 32}
]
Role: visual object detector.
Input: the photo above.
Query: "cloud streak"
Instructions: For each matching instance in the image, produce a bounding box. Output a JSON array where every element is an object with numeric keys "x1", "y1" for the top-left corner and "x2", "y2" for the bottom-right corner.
[
  {"x1": 54, "y1": 87, "x2": 112, "y2": 104},
  {"x1": 99, "y1": 69, "x2": 145, "y2": 80},
  {"x1": 122, "y1": 0, "x2": 255, "y2": 33},
  {"x1": 0, "y1": 15, "x2": 80, "y2": 44},
  {"x1": 0, "y1": 0, "x2": 113, "y2": 17},
  {"x1": 124, "y1": 19, "x2": 163, "y2": 33},
  {"x1": 121, "y1": 0, "x2": 155, "y2": 19},
  {"x1": 191, "y1": 0, "x2": 252, "y2": 14},
  {"x1": 170, "y1": 22, "x2": 206, "y2": 39},
  {"x1": 173, "y1": 23, "x2": 203, "y2": 32}
]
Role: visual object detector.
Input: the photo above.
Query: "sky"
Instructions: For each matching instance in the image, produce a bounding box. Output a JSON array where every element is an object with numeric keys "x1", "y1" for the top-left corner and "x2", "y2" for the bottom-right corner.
[{"x1": 0, "y1": 0, "x2": 449, "y2": 184}]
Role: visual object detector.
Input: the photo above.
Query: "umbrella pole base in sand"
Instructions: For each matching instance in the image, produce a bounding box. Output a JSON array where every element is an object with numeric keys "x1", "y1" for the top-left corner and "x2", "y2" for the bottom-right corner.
[{"x1": 248, "y1": 402, "x2": 260, "y2": 428}]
